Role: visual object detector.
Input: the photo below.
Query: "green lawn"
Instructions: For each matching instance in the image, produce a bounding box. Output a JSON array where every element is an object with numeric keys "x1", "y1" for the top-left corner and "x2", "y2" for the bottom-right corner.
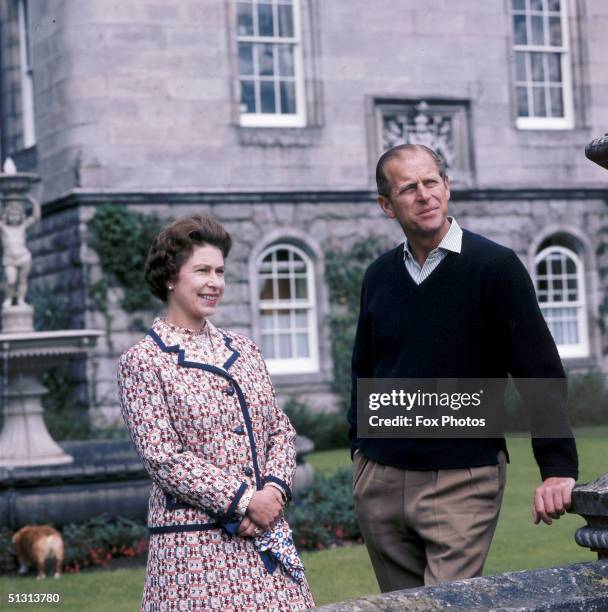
[{"x1": 1, "y1": 429, "x2": 604, "y2": 608}]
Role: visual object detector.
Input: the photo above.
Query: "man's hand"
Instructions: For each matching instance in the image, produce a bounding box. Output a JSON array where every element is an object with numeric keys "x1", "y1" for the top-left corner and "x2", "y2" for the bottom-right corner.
[
  {"x1": 532, "y1": 477, "x2": 575, "y2": 525},
  {"x1": 245, "y1": 487, "x2": 283, "y2": 530}
]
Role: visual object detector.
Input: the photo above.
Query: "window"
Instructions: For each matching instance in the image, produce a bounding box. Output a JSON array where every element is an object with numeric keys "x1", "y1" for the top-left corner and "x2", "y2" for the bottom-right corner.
[
  {"x1": 256, "y1": 244, "x2": 318, "y2": 373},
  {"x1": 236, "y1": 0, "x2": 306, "y2": 127},
  {"x1": 17, "y1": 0, "x2": 35, "y2": 147},
  {"x1": 534, "y1": 245, "x2": 589, "y2": 358},
  {"x1": 511, "y1": 0, "x2": 573, "y2": 129}
]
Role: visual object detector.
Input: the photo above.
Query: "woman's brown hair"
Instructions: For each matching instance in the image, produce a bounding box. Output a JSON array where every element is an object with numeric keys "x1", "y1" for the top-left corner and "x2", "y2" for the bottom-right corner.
[{"x1": 144, "y1": 214, "x2": 232, "y2": 302}]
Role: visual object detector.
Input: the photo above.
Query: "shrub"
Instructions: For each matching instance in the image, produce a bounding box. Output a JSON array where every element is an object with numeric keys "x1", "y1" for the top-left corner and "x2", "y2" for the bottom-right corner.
[
  {"x1": 325, "y1": 236, "x2": 391, "y2": 409},
  {"x1": 0, "y1": 516, "x2": 149, "y2": 575},
  {"x1": 287, "y1": 466, "x2": 360, "y2": 550},
  {"x1": 284, "y1": 399, "x2": 349, "y2": 451},
  {"x1": 87, "y1": 203, "x2": 165, "y2": 312},
  {"x1": 61, "y1": 515, "x2": 148, "y2": 572}
]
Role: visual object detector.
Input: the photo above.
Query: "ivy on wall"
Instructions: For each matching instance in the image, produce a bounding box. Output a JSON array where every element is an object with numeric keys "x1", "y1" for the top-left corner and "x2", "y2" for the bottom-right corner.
[
  {"x1": 87, "y1": 203, "x2": 165, "y2": 313},
  {"x1": 324, "y1": 236, "x2": 391, "y2": 409}
]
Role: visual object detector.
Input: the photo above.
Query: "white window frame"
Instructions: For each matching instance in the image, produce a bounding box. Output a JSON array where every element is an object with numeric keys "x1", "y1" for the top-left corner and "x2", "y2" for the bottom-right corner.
[
  {"x1": 534, "y1": 245, "x2": 589, "y2": 358},
  {"x1": 511, "y1": 0, "x2": 574, "y2": 130},
  {"x1": 17, "y1": 0, "x2": 36, "y2": 147},
  {"x1": 236, "y1": 0, "x2": 306, "y2": 128},
  {"x1": 256, "y1": 243, "x2": 319, "y2": 374}
]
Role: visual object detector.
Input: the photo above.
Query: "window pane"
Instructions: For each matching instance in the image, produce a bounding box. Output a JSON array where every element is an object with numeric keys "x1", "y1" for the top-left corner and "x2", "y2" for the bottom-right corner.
[
  {"x1": 258, "y1": 2, "x2": 274, "y2": 36},
  {"x1": 531, "y1": 15, "x2": 544, "y2": 45},
  {"x1": 513, "y1": 15, "x2": 527, "y2": 44},
  {"x1": 532, "y1": 86, "x2": 547, "y2": 116},
  {"x1": 278, "y1": 311, "x2": 290, "y2": 329},
  {"x1": 295, "y1": 311, "x2": 307, "y2": 329},
  {"x1": 549, "y1": 86, "x2": 564, "y2": 117},
  {"x1": 258, "y1": 44, "x2": 275, "y2": 76},
  {"x1": 237, "y1": 2, "x2": 254, "y2": 36},
  {"x1": 537, "y1": 260, "x2": 547, "y2": 275},
  {"x1": 530, "y1": 0, "x2": 543, "y2": 10},
  {"x1": 278, "y1": 45, "x2": 294, "y2": 76},
  {"x1": 240, "y1": 80, "x2": 256, "y2": 113},
  {"x1": 238, "y1": 43, "x2": 254, "y2": 76},
  {"x1": 517, "y1": 86, "x2": 529, "y2": 116},
  {"x1": 296, "y1": 333, "x2": 309, "y2": 357},
  {"x1": 549, "y1": 16, "x2": 562, "y2": 46},
  {"x1": 278, "y1": 334, "x2": 292, "y2": 358},
  {"x1": 261, "y1": 334, "x2": 275, "y2": 358},
  {"x1": 295, "y1": 277, "x2": 307, "y2": 299},
  {"x1": 277, "y1": 249, "x2": 289, "y2": 261},
  {"x1": 566, "y1": 259, "x2": 576, "y2": 274},
  {"x1": 531, "y1": 53, "x2": 545, "y2": 81},
  {"x1": 277, "y1": 277, "x2": 291, "y2": 299},
  {"x1": 512, "y1": 0, "x2": 525, "y2": 10},
  {"x1": 548, "y1": 0, "x2": 561, "y2": 11},
  {"x1": 550, "y1": 256, "x2": 563, "y2": 274},
  {"x1": 260, "y1": 278, "x2": 274, "y2": 300},
  {"x1": 278, "y1": 4, "x2": 294, "y2": 37},
  {"x1": 547, "y1": 53, "x2": 561, "y2": 82},
  {"x1": 261, "y1": 312, "x2": 274, "y2": 330},
  {"x1": 515, "y1": 52, "x2": 527, "y2": 81},
  {"x1": 280, "y1": 80, "x2": 296, "y2": 114}
]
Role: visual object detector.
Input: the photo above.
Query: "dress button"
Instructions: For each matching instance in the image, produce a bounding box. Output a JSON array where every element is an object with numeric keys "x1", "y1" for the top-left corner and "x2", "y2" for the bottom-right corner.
[
  {"x1": 233, "y1": 425, "x2": 245, "y2": 435},
  {"x1": 226, "y1": 385, "x2": 235, "y2": 396},
  {"x1": 244, "y1": 467, "x2": 254, "y2": 477}
]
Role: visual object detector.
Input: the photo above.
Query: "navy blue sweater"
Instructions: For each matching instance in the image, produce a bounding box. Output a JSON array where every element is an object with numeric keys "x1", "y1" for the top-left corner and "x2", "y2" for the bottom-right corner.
[{"x1": 348, "y1": 229, "x2": 578, "y2": 480}]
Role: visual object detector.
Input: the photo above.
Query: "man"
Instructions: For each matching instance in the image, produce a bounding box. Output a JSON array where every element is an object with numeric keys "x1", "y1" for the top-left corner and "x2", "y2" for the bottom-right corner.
[{"x1": 348, "y1": 144, "x2": 578, "y2": 592}]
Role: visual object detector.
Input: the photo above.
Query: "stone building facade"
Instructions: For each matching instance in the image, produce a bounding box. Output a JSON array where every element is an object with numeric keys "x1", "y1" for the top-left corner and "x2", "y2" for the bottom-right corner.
[{"x1": 0, "y1": 0, "x2": 607, "y2": 423}]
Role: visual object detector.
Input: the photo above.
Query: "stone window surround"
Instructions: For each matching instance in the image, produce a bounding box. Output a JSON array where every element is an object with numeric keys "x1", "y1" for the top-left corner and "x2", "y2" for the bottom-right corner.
[
  {"x1": 226, "y1": 0, "x2": 323, "y2": 147},
  {"x1": 534, "y1": 244, "x2": 589, "y2": 358},
  {"x1": 509, "y1": 0, "x2": 575, "y2": 130},
  {"x1": 235, "y1": 0, "x2": 307, "y2": 128},
  {"x1": 528, "y1": 226, "x2": 600, "y2": 364},
  {"x1": 248, "y1": 228, "x2": 331, "y2": 380},
  {"x1": 256, "y1": 241, "x2": 319, "y2": 374}
]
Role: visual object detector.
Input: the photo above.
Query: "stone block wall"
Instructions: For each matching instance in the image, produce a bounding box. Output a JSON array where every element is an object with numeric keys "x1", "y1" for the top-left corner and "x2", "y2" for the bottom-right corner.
[{"x1": 31, "y1": 192, "x2": 608, "y2": 426}]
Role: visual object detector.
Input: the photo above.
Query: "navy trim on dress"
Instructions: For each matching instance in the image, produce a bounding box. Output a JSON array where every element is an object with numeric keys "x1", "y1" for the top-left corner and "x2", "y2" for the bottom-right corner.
[
  {"x1": 148, "y1": 522, "x2": 220, "y2": 535},
  {"x1": 263, "y1": 475, "x2": 292, "y2": 502},
  {"x1": 148, "y1": 328, "x2": 262, "y2": 491},
  {"x1": 222, "y1": 336, "x2": 240, "y2": 370}
]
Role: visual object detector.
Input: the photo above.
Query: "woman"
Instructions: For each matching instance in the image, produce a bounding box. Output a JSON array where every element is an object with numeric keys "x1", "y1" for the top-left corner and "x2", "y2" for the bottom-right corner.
[{"x1": 117, "y1": 215, "x2": 314, "y2": 611}]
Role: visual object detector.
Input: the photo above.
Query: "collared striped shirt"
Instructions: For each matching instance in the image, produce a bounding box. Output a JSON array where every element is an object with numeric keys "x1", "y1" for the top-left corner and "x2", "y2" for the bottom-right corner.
[{"x1": 403, "y1": 217, "x2": 463, "y2": 284}]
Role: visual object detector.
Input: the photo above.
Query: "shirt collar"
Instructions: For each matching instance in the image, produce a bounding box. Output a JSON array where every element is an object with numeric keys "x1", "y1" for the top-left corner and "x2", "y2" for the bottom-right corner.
[{"x1": 404, "y1": 216, "x2": 463, "y2": 260}]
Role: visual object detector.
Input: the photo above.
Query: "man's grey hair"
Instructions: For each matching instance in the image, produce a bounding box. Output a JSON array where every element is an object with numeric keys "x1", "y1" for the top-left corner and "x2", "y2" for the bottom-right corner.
[{"x1": 376, "y1": 144, "x2": 447, "y2": 198}]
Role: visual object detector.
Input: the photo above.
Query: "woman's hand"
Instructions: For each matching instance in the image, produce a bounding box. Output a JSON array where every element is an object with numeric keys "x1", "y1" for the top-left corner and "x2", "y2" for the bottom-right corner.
[
  {"x1": 246, "y1": 488, "x2": 284, "y2": 530},
  {"x1": 237, "y1": 516, "x2": 259, "y2": 538}
]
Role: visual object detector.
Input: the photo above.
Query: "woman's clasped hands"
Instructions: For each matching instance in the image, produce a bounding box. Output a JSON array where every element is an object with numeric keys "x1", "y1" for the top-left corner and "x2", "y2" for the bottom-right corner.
[{"x1": 238, "y1": 486, "x2": 285, "y2": 538}]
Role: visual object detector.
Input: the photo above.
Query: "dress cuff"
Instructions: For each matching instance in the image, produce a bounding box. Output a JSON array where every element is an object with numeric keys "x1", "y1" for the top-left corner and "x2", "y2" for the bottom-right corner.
[
  {"x1": 264, "y1": 481, "x2": 288, "y2": 503},
  {"x1": 235, "y1": 486, "x2": 254, "y2": 517}
]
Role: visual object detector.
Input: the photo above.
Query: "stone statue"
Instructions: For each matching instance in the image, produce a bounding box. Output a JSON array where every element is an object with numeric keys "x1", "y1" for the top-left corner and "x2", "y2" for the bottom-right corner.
[{"x1": 0, "y1": 194, "x2": 40, "y2": 307}]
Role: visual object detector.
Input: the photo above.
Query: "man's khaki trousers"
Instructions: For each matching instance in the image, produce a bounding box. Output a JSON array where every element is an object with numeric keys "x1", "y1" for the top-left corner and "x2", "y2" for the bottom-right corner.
[{"x1": 353, "y1": 451, "x2": 507, "y2": 592}]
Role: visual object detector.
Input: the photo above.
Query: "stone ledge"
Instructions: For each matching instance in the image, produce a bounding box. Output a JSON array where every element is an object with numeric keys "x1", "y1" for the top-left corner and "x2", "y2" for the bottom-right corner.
[{"x1": 317, "y1": 560, "x2": 608, "y2": 611}]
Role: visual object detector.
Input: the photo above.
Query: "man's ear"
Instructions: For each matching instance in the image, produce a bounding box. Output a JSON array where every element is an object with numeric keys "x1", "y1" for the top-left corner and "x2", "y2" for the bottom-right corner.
[
  {"x1": 377, "y1": 196, "x2": 395, "y2": 219},
  {"x1": 443, "y1": 174, "x2": 451, "y2": 201}
]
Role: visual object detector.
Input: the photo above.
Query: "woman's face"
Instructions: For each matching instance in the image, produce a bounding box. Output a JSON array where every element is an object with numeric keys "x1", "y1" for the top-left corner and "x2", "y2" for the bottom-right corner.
[{"x1": 166, "y1": 244, "x2": 225, "y2": 329}]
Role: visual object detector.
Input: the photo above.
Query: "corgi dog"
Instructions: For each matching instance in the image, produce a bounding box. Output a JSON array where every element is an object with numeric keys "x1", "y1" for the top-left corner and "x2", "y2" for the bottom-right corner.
[{"x1": 12, "y1": 525, "x2": 64, "y2": 579}]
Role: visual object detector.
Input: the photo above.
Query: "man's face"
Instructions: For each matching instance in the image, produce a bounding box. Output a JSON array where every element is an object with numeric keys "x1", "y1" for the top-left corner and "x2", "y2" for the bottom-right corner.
[{"x1": 377, "y1": 150, "x2": 450, "y2": 241}]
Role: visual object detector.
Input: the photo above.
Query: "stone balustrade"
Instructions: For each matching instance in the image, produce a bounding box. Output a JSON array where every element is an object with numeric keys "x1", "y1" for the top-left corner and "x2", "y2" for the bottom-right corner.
[{"x1": 318, "y1": 471, "x2": 608, "y2": 611}]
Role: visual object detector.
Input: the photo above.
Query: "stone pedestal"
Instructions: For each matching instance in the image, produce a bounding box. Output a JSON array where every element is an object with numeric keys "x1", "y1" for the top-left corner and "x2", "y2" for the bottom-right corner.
[
  {"x1": 0, "y1": 372, "x2": 73, "y2": 467},
  {"x1": 571, "y1": 473, "x2": 608, "y2": 559},
  {"x1": 0, "y1": 329, "x2": 104, "y2": 468},
  {"x1": 1, "y1": 304, "x2": 34, "y2": 334}
]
